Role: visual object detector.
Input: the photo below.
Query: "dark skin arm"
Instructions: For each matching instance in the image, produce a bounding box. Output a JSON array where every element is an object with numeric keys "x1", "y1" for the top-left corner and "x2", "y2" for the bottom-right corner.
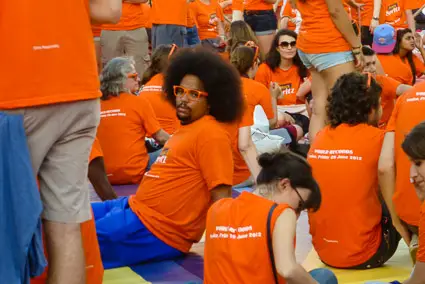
[
  {"x1": 88, "y1": 157, "x2": 118, "y2": 201},
  {"x1": 210, "y1": 184, "x2": 232, "y2": 204}
]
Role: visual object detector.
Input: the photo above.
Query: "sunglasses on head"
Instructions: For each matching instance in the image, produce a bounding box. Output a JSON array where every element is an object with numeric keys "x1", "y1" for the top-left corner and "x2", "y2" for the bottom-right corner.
[
  {"x1": 168, "y1": 44, "x2": 178, "y2": 59},
  {"x1": 279, "y1": 41, "x2": 296, "y2": 48},
  {"x1": 244, "y1": 41, "x2": 260, "y2": 62},
  {"x1": 173, "y1": 85, "x2": 208, "y2": 100}
]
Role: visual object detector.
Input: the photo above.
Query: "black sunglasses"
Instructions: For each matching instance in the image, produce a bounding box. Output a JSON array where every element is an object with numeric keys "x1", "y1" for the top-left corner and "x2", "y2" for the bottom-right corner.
[
  {"x1": 293, "y1": 188, "x2": 307, "y2": 213},
  {"x1": 279, "y1": 41, "x2": 296, "y2": 48}
]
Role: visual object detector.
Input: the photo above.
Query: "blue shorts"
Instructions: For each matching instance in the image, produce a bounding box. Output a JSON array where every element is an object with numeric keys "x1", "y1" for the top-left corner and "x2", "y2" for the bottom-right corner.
[
  {"x1": 185, "y1": 26, "x2": 201, "y2": 47},
  {"x1": 297, "y1": 50, "x2": 354, "y2": 72},
  {"x1": 244, "y1": 10, "x2": 277, "y2": 35},
  {"x1": 92, "y1": 197, "x2": 184, "y2": 269}
]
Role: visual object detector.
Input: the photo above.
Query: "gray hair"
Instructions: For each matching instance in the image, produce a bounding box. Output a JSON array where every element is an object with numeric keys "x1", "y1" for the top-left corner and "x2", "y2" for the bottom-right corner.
[{"x1": 100, "y1": 57, "x2": 135, "y2": 100}]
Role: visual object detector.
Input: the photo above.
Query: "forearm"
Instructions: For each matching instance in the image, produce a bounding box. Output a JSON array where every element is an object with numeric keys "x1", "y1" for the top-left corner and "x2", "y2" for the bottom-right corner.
[
  {"x1": 406, "y1": 10, "x2": 416, "y2": 33},
  {"x1": 218, "y1": 21, "x2": 225, "y2": 37},
  {"x1": 88, "y1": 159, "x2": 118, "y2": 201},
  {"x1": 280, "y1": 17, "x2": 290, "y2": 29},
  {"x1": 90, "y1": 0, "x2": 122, "y2": 24},
  {"x1": 269, "y1": 97, "x2": 278, "y2": 129},
  {"x1": 264, "y1": 0, "x2": 277, "y2": 4},
  {"x1": 283, "y1": 265, "x2": 318, "y2": 284},
  {"x1": 372, "y1": 0, "x2": 381, "y2": 20},
  {"x1": 124, "y1": 0, "x2": 147, "y2": 3},
  {"x1": 378, "y1": 169, "x2": 399, "y2": 220},
  {"x1": 153, "y1": 129, "x2": 170, "y2": 145},
  {"x1": 219, "y1": 0, "x2": 232, "y2": 9},
  {"x1": 296, "y1": 80, "x2": 311, "y2": 101},
  {"x1": 240, "y1": 139, "x2": 261, "y2": 180}
]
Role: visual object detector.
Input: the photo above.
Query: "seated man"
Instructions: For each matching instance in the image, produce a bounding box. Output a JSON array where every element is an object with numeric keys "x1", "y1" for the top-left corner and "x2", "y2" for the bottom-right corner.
[
  {"x1": 362, "y1": 46, "x2": 411, "y2": 129},
  {"x1": 97, "y1": 57, "x2": 169, "y2": 185},
  {"x1": 308, "y1": 72, "x2": 400, "y2": 269},
  {"x1": 92, "y1": 48, "x2": 244, "y2": 269}
]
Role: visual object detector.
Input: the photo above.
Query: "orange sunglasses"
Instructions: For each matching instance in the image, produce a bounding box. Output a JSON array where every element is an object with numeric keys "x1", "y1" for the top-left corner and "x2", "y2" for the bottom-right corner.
[
  {"x1": 244, "y1": 41, "x2": 260, "y2": 62},
  {"x1": 168, "y1": 44, "x2": 178, "y2": 59},
  {"x1": 127, "y1": 72, "x2": 139, "y2": 80},
  {"x1": 173, "y1": 85, "x2": 208, "y2": 100},
  {"x1": 363, "y1": 72, "x2": 372, "y2": 88}
]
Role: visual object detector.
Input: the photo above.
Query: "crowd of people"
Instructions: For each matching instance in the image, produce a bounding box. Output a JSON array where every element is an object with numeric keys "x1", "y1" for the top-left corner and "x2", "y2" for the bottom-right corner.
[{"x1": 2, "y1": 0, "x2": 425, "y2": 283}]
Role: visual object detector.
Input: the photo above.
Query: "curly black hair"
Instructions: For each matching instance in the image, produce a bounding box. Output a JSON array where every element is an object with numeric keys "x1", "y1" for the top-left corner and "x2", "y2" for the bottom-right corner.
[
  {"x1": 257, "y1": 151, "x2": 321, "y2": 212},
  {"x1": 164, "y1": 48, "x2": 244, "y2": 123},
  {"x1": 327, "y1": 72, "x2": 382, "y2": 128},
  {"x1": 265, "y1": 29, "x2": 308, "y2": 79}
]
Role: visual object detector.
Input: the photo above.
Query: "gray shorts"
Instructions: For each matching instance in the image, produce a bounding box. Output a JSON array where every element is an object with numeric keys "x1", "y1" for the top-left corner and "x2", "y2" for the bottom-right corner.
[
  {"x1": 3, "y1": 99, "x2": 100, "y2": 223},
  {"x1": 152, "y1": 24, "x2": 186, "y2": 49}
]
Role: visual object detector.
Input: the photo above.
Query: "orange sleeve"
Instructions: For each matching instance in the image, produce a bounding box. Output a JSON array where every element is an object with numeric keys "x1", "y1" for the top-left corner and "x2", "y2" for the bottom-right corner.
[
  {"x1": 232, "y1": 0, "x2": 244, "y2": 11},
  {"x1": 138, "y1": 96, "x2": 162, "y2": 136},
  {"x1": 239, "y1": 104, "x2": 254, "y2": 128},
  {"x1": 258, "y1": 85, "x2": 274, "y2": 120},
  {"x1": 254, "y1": 64, "x2": 272, "y2": 88},
  {"x1": 89, "y1": 137, "x2": 103, "y2": 163},
  {"x1": 378, "y1": 75, "x2": 400, "y2": 101},
  {"x1": 189, "y1": 2, "x2": 199, "y2": 27},
  {"x1": 417, "y1": 202, "x2": 425, "y2": 262},
  {"x1": 405, "y1": 0, "x2": 421, "y2": 10},
  {"x1": 282, "y1": 2, "x2": 292, "y2": 17},
  {"x1": 413, "y1": 55, "x2": 425, "y2": 76},
  {"x1": 386, "y1": 95, "x2": 402, "y2": 132},
  {"x1": 198, "y1": 130, "x2": 234, "y2": 189}
]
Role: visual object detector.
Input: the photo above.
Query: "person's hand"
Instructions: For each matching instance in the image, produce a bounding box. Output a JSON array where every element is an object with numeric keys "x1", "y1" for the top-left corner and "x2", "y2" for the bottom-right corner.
[
  {"x1": 269, "y1": 82, "x2": 282, "y2": 99},
  {"x1": 370, "y1": 18, "x2": 379, "y2": 33},
  {"x1": 414, "y1": 33, "x2": 424, "y2": 50},
  {"x1": 353, "y1": 49, "x2": 364, "y2": 71},
  {"x1": 392, "y1": 218, "x2": 412, "y2": 246},
  {"x1": 348, "y1": 0, "x2": 364, "y2": 10}
]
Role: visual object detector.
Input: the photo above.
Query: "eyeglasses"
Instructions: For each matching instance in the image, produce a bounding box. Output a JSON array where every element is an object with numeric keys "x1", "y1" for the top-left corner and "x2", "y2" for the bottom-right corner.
[
  {"x1": 244, "y1": 41, "x2": 260, "y2": 62},
  {"x1": 127, "y1": 72, "x2": 139, "y2": 80},
  {"x1": 279, "y1": 41, "x2": 296, "y2": 49},
  {"x1": 168, "y1": 44, "x2": 178, "y2": 59},
  {"x1": 293, "y1": 188, "x2": 307, "y2": 213},
  {"x1": 173, "y1": 85, "x2": 208, "y2": 100}
]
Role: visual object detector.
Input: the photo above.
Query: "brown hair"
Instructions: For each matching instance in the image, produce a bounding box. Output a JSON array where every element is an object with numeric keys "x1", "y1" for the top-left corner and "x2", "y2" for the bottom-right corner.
[
  {"x1": 230, "y1": 46, "x2": 256, "y2": 76},
  {"x1": 402, "y1": 121, "x2": 425, "y2": 160}
]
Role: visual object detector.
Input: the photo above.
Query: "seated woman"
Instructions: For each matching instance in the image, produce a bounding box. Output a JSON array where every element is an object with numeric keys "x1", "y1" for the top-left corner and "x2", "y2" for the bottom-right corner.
[
  {"x1": 308, "y1": 72, "x2": 400, "y2": 269},
  {"x1": 401, "y1": 122, "x2": 425, "y2": 282},
  {"x1": 374, "y1": 26, "x2": 425, "y2": 85},
  {"x1": 255, "y1": 29, "x2": 311, "y2": 142},
  {"x1": 223, "y1": 20, "x2": 259, "y2": 61},
  {"x1": 204, "y1": 151, "x2": 338, "y2": 284},
  {"x1": 189, "y1": 0, "x2": 226, "y2": 52},
  {"x1": 228, "y1": 44, "x2": 281, "y2": 187},
  {"x1": 139, "y1": 45, "x2": 180, "y2": 134},
  {"x1": 97, "y1": 57, "x2": 169, "y2": 185}
]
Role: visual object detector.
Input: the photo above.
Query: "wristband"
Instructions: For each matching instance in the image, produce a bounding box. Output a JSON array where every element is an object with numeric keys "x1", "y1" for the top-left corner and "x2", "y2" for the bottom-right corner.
[
  {"x1": 372, "y1": 17, "x2": 379, "y2": 21},
  {"x1": 352, "y1": 45, "x2": 362, "y2": 51}
]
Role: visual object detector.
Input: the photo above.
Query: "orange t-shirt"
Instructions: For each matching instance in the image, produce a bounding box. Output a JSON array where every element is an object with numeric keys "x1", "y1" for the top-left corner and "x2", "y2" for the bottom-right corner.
[
  {"x1": 243, "y1": 0, "x2": 274, "y2": 11},
  {"x1": 204, "y1": 192, "x2": 291, "y2": 283},
  {"x1": 418, "y1": 201, "x2": 425, "y2": 263},
  {"x1": 380, "y1": 0, "x2": 419, "y2": 29},
  {"x1": 378, "y1": 54, "x2": 425, "y2": 85},
  {"x1": 376, "y1": 75, "x2": 401, "y2": 129},
  {"x1": 141, "y1": 3, "x2": 152, "y2": 28},
  {"x1": 129, "y1": 115, "x2": 234, "y2": 253},
  {"x1": 30, "y1": 215, "x2": 103, "y2": 284},
  {"x1": 308, "y1": 124, "x2": 384, "y2": 267},
  {"x1": 219, "y1": 0, "x2": 233, "y2": 14},
  {"x1": 232, "y1": 0, "x2": 244, "y2": 11},
  {"x1": 89, "y1": 137, "x2": 104, "y2": 162},
  {"x1": 151, "y1": 0, "x2": 188, "y2": 26},
  {"x1": 296, "y1": 0, "x2": 351, "y2": 54},
  {"x1": 97, "y1": 93, "x2": 161, "y2": 185},
  {"x1": 0, "y1": 1, "x2": 100, "y2": 109},
  {"x1": 187, "y1": 6, "x2": 196, "y2": 28},
  {"x1": 92, "y1": 25, "x2": 102, "y2": 37},
  {"x1": 386, "y1": 85, "x2": 425, "y2": 226},
  {"x1": 255, "y1": 63, "x2": 306, "y2": 105},
  {"x1": 190, "y1": 0, "x2": 224, "y2": 40},
  {"x1": 102, "y1": 3, "x2": 146, "y2": 31},
  {"x1": 139, "y1": 74, "x2": 180, "y2": 134},
  {"x1": 282, "y1": 3, "x2": 298, "y2": 30},
  {"x1": 225, "y1": 77, "x2": 274, "y2": 185},
  {"x1": 349, "y1": 0, "x2": 373, "y2": 26}
]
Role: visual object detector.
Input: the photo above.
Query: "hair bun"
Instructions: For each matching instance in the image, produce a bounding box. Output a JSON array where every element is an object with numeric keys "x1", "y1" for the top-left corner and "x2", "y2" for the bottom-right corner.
[{"x1": 258, "y1": 152, "x2": 275, "y2": 169}]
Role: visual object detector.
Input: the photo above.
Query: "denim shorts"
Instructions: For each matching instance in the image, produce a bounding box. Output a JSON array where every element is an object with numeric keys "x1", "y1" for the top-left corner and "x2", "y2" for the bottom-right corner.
[
  {"x1": 244, "y1": 10, "x2": 277, "y2": 35},
  {"x1": 185, "y1": 25, "x2": 201, "y2": 47},
  {"x1": 298, "y1": 49, "x2": 354, "y2": 72}
]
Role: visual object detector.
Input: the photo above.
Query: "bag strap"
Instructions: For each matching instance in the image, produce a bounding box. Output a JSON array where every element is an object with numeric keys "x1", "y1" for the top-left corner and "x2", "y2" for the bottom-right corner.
[{"x1": 267, "y1": 203, "x2": 279, "y2": 284}]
